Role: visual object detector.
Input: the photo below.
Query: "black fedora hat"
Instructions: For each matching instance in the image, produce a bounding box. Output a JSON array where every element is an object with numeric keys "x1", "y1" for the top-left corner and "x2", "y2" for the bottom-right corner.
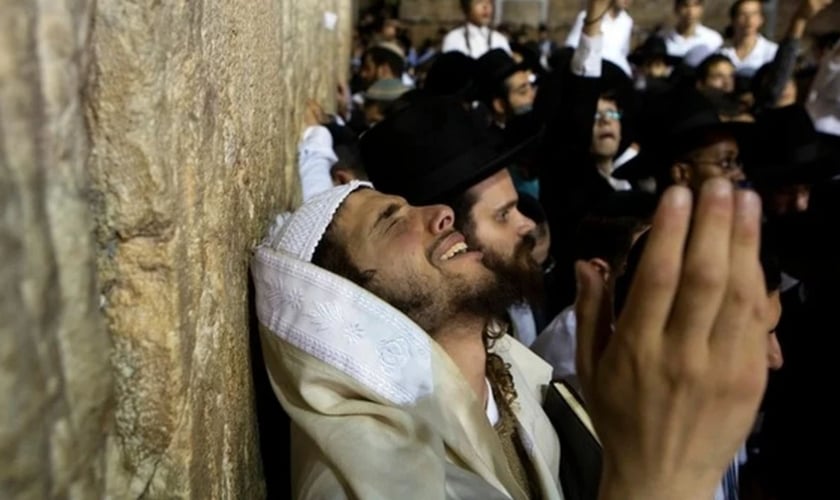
[
  {"x1": 628, "y1": 36, "x2": 681, "y2": 67},
  {"x1": 748, "y1": 105, "x2": 837, "y2": 186},
  {"x1": 472, "y1": 48, "x2": 530, "y2": 104},
  {"x1": 424, "y1": 52, "x2": 478, "y2": 98},
  {"x1": 614, "y1": 88, "x2": 753, "y2": 181},
  {"x1": 360, "y1": 96, "x2": 533, "y2": 205}
]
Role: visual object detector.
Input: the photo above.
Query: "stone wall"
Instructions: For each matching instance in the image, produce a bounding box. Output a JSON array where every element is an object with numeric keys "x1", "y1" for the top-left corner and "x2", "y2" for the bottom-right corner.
[
  {"x1": 0, "y1": 1, "x2": 110, "y2": 497},
  {"x1": 1, "y1": 0, "x2": 350, "y2": 498}
]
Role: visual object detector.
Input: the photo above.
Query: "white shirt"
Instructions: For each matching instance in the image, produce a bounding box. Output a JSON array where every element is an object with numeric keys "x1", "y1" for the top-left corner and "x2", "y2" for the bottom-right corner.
[
  {"x1": 442, "y1": 23, "x2": 511, "y2": 59},
  {"x1": 298, "y1": 126, "x2": 337, "y2": 202},
  {"x1": 719, "y1": 35, "x2": 778, "y2": 77},
  {"x1": 714, "y1": 447, "x2": 748, "y2": 500},
  {"x1": 485, "y1": 378, "x2": 500, "y2": 425},
  {"x1": 807, "y1": 39, "x2": 840, "y2": 136},
  {"x1": 571, "y1": 32, "x2": 605, "y2": 78},
  {"x1": 530, "y1": 305, "x2": 577, "y2": 381},
  {"x1": 508, "y1": 303, "x2": 537, "y2": 347},
  {"x1": 565, "y1": 9, "x2": 633, "y2": 76},
  {"x1": 661, "y1": 24, "x2": 723, "y2": 58}
]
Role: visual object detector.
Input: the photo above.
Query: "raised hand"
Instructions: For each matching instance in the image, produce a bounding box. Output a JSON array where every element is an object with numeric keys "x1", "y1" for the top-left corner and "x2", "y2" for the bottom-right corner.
[
  {"x1": 796, "y1": 0, "x2": 833, "y2": 20},
  {"x1": 575, "y1": 180, "x2": 769, "y2": 500}
]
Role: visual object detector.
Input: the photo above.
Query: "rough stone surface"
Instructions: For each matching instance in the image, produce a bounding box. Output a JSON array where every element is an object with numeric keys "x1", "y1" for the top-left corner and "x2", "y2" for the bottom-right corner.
[
  {"x1": 2, "y1": 0, "x2": 350, "y2": 498},
  {"x1": 501, "y1": 1, "x2": 546, "y2": 26},
  {"x1": 1, "y1": 1, "x2": 111, "y2": 499}
]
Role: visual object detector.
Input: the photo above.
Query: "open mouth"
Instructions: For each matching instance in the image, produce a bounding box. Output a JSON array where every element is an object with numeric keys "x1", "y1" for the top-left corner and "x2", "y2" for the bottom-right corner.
[
  {"x1": 598, "y1": 132, "x2": 617, "y2": 140},
  {"x1": 432, "y1": 232, "x2": 477, "y2": 263},
  {"x1": 441, "y1": 242, "x2": 469, "y2": 261}
]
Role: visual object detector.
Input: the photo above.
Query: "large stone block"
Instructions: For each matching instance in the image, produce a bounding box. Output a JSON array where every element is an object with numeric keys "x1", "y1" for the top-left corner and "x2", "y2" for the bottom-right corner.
[
  {"x1": 2, "y1": 0, "x2": 350, "y2": 498},
  {"x1": 1, "y1": 0, "x2": 111, "y2": 498},
  {"x1": 501, "y1": 1, "x2": 546, "y2": 26},
  {"x1": 401, "y1": 0, "x2": 465, "y2": 23}
]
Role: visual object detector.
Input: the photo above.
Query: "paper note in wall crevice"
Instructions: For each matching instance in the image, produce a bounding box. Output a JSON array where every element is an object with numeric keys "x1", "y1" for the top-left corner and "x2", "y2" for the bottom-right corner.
[{"x1": 323, "y1": 11, "x2": 338, "y2": 31}]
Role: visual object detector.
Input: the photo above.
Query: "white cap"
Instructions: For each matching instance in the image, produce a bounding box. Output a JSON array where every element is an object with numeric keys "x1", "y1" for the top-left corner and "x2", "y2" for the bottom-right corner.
[{"x1": 266, "y1": 180, "x2": 372, "y2": 262}]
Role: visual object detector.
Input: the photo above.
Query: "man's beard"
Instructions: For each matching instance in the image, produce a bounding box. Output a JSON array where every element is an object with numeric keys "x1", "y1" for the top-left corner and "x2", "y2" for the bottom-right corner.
[
  {"x1": 474, "y1": 233, "x2": 544, "y2": 308},
  {"x1": 365, "y1": 266, "x2": 521, "y2": 337}
]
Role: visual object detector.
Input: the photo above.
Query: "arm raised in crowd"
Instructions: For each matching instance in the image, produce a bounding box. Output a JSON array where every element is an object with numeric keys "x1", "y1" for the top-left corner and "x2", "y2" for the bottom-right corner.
[{"x1": 754, "y1": 0, "x2": 834, "y2": 110}]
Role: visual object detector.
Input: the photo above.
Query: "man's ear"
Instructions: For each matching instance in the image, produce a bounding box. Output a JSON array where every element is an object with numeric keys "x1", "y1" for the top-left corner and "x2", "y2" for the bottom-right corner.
[
  {"x1": 671, "y1": 163, "x2": 691, "y2": 186},
  {"x1": 331, "y1": 167, "x2": 357, "y2": 186},
  {"x1": 492, "y1": 97, "x2": 507, "y2": 117},
  {"x1": 587, "y1": 257, "x2": 612, "y2": 284}
]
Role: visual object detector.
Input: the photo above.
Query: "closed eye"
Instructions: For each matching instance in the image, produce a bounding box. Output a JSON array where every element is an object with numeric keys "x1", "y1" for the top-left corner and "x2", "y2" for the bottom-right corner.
[{"x1": 371, "y1": 202, "x2": 402, "y2": 236}]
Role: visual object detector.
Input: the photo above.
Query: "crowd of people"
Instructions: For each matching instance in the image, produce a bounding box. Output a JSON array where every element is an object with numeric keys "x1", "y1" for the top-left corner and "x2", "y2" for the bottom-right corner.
[{"x1": 254, "y1": 0, "x2": 839, "y2": 498}]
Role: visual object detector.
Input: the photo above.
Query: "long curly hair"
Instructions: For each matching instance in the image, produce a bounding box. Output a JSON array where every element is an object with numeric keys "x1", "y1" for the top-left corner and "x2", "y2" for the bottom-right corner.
[{"x1": 484, "y1": 321, "x2": 519, "y2": 410}]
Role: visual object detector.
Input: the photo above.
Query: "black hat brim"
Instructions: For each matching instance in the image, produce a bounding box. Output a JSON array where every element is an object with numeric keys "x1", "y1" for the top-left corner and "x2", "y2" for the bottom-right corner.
[
  {"x1": 628, "y1": 52, "x2": 682, "y2": 67},
  {"x1": 613, "y1": 121, "x2": 755, "y2": 181},
  {"x1": 416, "y1": 132, "x2": 539, "y2": 205},
  {"x1": 751, "y1": 156, "x2": 839, "y2": 187}
]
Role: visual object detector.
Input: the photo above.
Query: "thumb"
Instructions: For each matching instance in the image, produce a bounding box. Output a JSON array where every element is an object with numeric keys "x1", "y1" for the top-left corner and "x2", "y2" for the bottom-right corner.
[{"x1": 574, "y1": 260, "x2": 613, "y2": 398}]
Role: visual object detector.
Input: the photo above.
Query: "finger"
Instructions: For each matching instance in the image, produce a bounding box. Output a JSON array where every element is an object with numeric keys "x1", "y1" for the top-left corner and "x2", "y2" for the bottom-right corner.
[
  {"x1": 615, "y1": 186, "x2": 692, "y2": 342},
  {"x1": 574, "y1": 260, "x2": 612, "y2": 399},
  {"x1": 710, "y1": 189, "x2": 766, "y2": 356},
  {"x1": 665, "y1": 178, "x2": 734, "y2": 343}
]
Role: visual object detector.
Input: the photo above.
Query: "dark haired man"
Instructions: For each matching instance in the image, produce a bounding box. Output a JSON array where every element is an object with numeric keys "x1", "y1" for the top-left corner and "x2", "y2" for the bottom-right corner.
[
  {"x1": 661, "y1": 0, "x2": 723, "y2": 59},
  {"x1": 696, "y1": 53, "x2": 737, "y2": 93},
  {"x1": 474, "y1": 48, "x2": 537, "y2": 129},
  {"x1": 614, "y1": 89, "x2": 750, "y2": 194},
  {"x1": 719, "y1": 0, "x2": 778, "y2": 77},
  {"x1": 359, "y1": 43, "x2": 407, "y2": 89},
  {"x1": 442, "y1": 0, "x2": 511, "y2": 58}
]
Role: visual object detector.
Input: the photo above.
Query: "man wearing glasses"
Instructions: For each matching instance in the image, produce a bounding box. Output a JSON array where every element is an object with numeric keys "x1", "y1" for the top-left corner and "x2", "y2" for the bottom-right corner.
[
  {"x1": 591, "y1": 93, "x2": 632, "y2": 191},
  {"x1": 614, "y1": 88, "x2": 750, "y2": 194}
]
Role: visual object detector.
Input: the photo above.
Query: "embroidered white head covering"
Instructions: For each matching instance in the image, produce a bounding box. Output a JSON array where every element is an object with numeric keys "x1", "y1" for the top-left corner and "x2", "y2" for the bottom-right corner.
[
  {"x1": 253, "y1": 181, "x2": 434, "y2": 405},
  {"x1": 266, "y1": 180, "x2": 372, "y2": 262}
]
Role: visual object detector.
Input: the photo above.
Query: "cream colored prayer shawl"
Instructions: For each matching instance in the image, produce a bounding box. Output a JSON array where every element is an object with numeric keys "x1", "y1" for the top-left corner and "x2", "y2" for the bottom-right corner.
[{"x1": 253, "y1": 244, "x2": 564, "y2": 499}]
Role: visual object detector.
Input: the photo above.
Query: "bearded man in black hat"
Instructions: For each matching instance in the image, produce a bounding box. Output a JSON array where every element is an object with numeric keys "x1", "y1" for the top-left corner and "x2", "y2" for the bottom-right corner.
[
  {"x1": 360, "y1": 94, "x2": 544, "y2": 347},
  {"x1": 614, "y1": 88, "x2": 751, "y2": 195},
  {"x1": 474, "y1": 48, "x2": 537, "y2": 131}
]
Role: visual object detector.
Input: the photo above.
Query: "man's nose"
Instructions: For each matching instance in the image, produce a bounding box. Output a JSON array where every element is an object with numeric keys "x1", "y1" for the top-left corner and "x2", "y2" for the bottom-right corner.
[
  {"x1": 518, "y1": 212, "x2": 536, "y2": 236},
  {"x1": 428, "y1": 205, "x2": 455, "y2": 234}
]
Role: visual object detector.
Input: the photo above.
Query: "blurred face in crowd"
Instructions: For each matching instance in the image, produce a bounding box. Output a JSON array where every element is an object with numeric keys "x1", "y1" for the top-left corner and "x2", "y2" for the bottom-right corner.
[
  {"x1": 698, "y1": 60, "x2": 736, "y2": 93},
  {"x1": 591, "y1": 98, "x2": 623, "y2": 159},
  {"x1": 643, "y1": 58, "x2": 671, "y2": 79},
  {"x1": 671, "y1": 132, "x2": 746, "y2": 192},
  {"x1": 466, "y1": 0, "x2": 494, "y2": 27},
  {"x1": 499, "y1": 70, "x2": 536, "y2": 117},
  {"x1": 764, "y1": 184, "x2": 811, "y2": 215},
  {"x1": 676, "y1": 0, "x2": 704, "y2": 28},
  {"x1": 360, "y1": 54, "x2": 378, "y2": 87},
  {"x1": 381, "y1": 20, "x2": 399, "y2": 41},
  {"x1": 531, "y1": 222, "x2": 551, "y2": 266},
  {"x1": 363, "y1": 100, "x2": 385, "y2": 126},
  {"x1": 732, "y1": 0, "x2": 764, "y2": 39},
  {"x1": 614, "y1": 0, "x2": 632, "y2": 11}
]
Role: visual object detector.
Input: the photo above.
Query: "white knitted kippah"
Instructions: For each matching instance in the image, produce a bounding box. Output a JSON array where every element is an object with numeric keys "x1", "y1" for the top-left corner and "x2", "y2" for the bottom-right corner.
[{"x1": 266, "y1": 181, "x2": 372, "y2": 262}]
